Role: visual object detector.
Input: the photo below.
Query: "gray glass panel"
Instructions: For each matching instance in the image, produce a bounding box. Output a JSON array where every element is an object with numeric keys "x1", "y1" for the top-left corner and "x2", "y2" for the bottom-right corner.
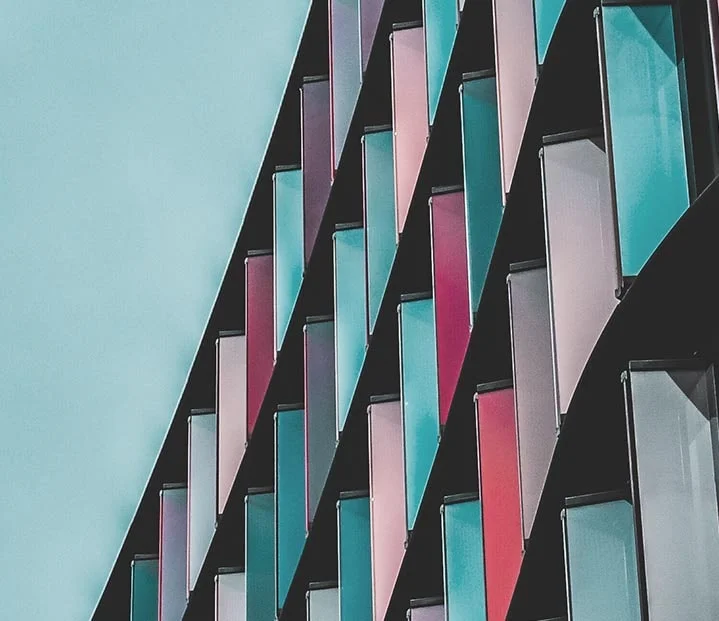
[
  {"x1": 407, "y1": 602, "x2": 445, "y2": 621},
  {"x1": 541, "y1": 136, "x2": 618, "y2": 420},
  {"x1": 508, "y1": 265, "x2": 555, "y2": 542},
  {"x1": 627, "y1": 366, "x2": 719, "y2": 620},
  {"x1": 215, "y1": 571, "x2": 246, "y2": 621},
  {"x1": 308, "y1": 586, "x2": 340, "y2": 620}
]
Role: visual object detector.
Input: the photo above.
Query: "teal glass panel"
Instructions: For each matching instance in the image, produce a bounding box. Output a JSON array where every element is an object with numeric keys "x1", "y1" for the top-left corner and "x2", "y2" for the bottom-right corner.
[
  {"x1": 534, "y1": 0, "x2": 565, "y2": 66},
  {"x1": 460, "y1": 74, "x2": 503, "y2": 327},
  {"x1": 245, "y1": 490, "x2": 275, "y2": 621},
  {"x1": 441, "y1": 497, "x2": 486, "y2": 621},
  {"x1": 274, "y1": 167, "x2": 304, "y2": 354},
  {"x1": 337, "y1": 494, "x2": 372, "y2": 621},
  {"x1": 563, "y1": 499, "x2": 641, "y2": 621},
  {"x1": 600, "y1": 3, "x2": 691, "y2": 277},
  {"x1": 363, "y1": 128, "x2": 397, "y2": 339},
  {"x1": 424, "y1": 0, "x2": 458, "y2": 126},
  {"x1": 334, "y1": 226, "x2": 367, "y2": 436},
  {"x1": 399, "y1": 296, "x2": 440, "y2": 532},
  {"x1": 275, "y1": 407, "x2": 306, "y2": 612},
  {"x1": 130, "y1": 556, "x2": 158, "y2": 621}
]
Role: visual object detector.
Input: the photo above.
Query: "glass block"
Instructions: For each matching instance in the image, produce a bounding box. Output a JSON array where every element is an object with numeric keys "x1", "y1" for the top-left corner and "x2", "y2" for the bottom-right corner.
[
  {"x1": 424, "y1": 0, "x2": 458, "y2": 126},
  {"x1": 368, "y1": 395, "x2": 406, "y2": 621},
  {"x1": 130, "y1": 554, "x2": 158, "y2": 621},
  {"x1": 159, "y1": 484, "x2": 187, "y2": 621},
  {"x1": 441, "y1": 495, "x2": 486, "y2": 620},
  {"x1": 245, "y1": 489, "x2": 275, "y2": 621},
  {"x1": 624, "y1": 361, "x2": 719, "y2": 620},
  {"x1": 337, "y1": 492, "x2": 372, "y2": 621},
  {"x1": 275, "y1": 405, "x2": 306, "y2": 613},
  {"x1": 399, "y1": 293, "x2": 440, "y2": 533},
  {"x1": 187, "y1": 410, "x2": 217, "y2": 596},
  {"x1": 215, "y1": 568, "x2": 246, "y2": 621},
  {"x1": 274, "y1": 166, "x2": 304, "y2": 355},
  {"x1": 598, "y1": 2, "x2": 691, "y2": 277},
  {"x1": 362, "y1": 126, "x2": 397, "y2": 339},
  {"x1": 460, "y1": 72, "x2": 503, "y2": 328}
]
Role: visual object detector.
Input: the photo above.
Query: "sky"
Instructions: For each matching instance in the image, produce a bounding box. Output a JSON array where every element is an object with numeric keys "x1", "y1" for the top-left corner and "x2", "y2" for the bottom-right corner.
[{"x1": 0, "y1": 1, "x2": 310, "y2": 618}]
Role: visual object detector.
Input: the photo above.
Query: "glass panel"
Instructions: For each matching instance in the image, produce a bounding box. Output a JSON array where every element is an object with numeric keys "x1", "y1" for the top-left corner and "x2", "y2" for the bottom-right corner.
[
  {"x1": 460, "y1": 74, "x2": 503, "y2": 327},
  {"x1": 159, "y1": 485, "x2": 187, "y2": 621},
  {"x1": 188, "y1": 412, "x2": 217, "y2": 596},
  {"x1": 508, "y1": 264, "x2": 555, "y2": 542},
  {"x1": 302, "y1": 78, "x2": 332, "y2": 266},
  {"x1": 330, "y1": 0, "x2": 362, "y2": 170},
  {"x1": 338, "y1": 495, "x2": 373, "y2": 621},
  {"x1": 304, "y1": 318, "x2": 337, "y2": 531},
  {"x1": 626, "y1": 365, "x2": 719, "y2": 620},
  {"x1": 216, "y1": 333, "x2": 247, "y2": 517},
  {"x1": 494, "y1": 0, "x2": 537, "y2": 197},
  {"x1": 360, "y1": 0, "x2": 387, "y2": 74},
  {"x1": 430, "y1": 189, "x2": 470, "y2": 426},
  {"x1": 245, "y1": 252, "x2": 274, "y2": 437},
  {"x1": 599, "y1": 3, "x2": 691, "y2": 277},
  {"x1": 245, "y1": 490, "x2": 275, "y2": 621},
  {"x1": 407, "y1": 601, "x2": 445, "y2": 621},
  {"x1": 399, "y1": 296, "x2": 440, "y2": 532},
  {"x1": 424, "y1": 0, "x2": 458, "y2": 126},
  {"x1": 275, "y1": 407, "x2": 306, "y2": 612},
  {"x1": 391, "y1": 24, "x2": 429, "y2": 239},
  {"x1": 215, "y1": 570, "x2": 246, "y2": 621},
  {"x1": 274, "y1": 167, "x2": 304, "y2": 354},
  {"x1": 441, "y1": 498, "x2": 486, "y2": 621},
  {"x1": 541, "y1": 135, "x2": 618, "y2": 419},
  {"x1": 131, "y1": 556, "x2": 158, "y2": 621},
  {"x1": 368, "y1": 398, "x2": 407, "y2": 621},
  {"x1": 334, "y1": 226, "x2": 367, "y2": 436},
  {"x1": 534, "y1": 0, "x2": 566, "y2": 66},
  {"x1": 363, "y1": 128, "x2": 397, "y2": 339},
  {"x1": 308, "y1": 585, "x2": 340, "y2": 620},
  {"x1": 475, "y1": 386, "x2": 522, "y2": 621},
  {"x1": 563, "y1": 498, "x2": 641, "y2": 621}
]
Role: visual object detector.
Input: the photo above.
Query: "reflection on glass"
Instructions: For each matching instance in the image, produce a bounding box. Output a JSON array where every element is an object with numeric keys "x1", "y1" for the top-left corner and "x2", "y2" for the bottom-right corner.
[
  {"x1": 159, "y1": 484, "x2": 187, "y2": 621},
  {"x1": 215, "y1": 568, "x2": 246, "y2": 621},
  {"x1": 563, "y1": 496, "x2": 640, "y2": 621},
  {"x1": 441, "y1": 495, "x2": 486, "y2": 620},
  {"x1": 424, "y1": 0, "x2": 457, "y2": 126},
  {"x1": 624, "y1": 363, "x2": 719, "y2": 620},
  {"x1": 399, "y1": 294, "x2": 440, "y2": 533},
  {"x1": 338, "y1": 493, "x2": 372, "y2": 621},
  {"x1": 130, "y1": 555, "x2": 158, "y2": 621},
  {"x1": 245, "y1": 489, "x2": 275, "y2": 621},
  {"x1": 598, "y1": 3, "x2": 691, "y2": 277},
  {"x1": 273, "y1": 166, "x2": 304, "y2": 355}
]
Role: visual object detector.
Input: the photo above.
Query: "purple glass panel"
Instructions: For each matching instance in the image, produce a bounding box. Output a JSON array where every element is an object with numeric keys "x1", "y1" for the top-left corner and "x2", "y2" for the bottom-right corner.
[
  {"x1": 368, "y1": 397, "x2": 406, "y2": 621},
  {"x1": 494, "y1": 0, "x2": 537, "y2": 198},
  {"x1": 360, "y1": 0, "x2": 386, "y2": 74},
  {"x1": 301, "y1": 77, "x2": 332, "y2": 265},
  {"x1": 245, "y1": 251, "x2": 274, "y2": 437},
  {"x1": 216, "y1": 332, "x2": 247, "y2": 517},
  {"x1": 407, "y1": 599, "x2": 445, "y2": 621},
  {"x1": 391, "y1": 23, "x2": 429, "y2": 239},
  {"x1": 159, "y1": 484, "x2": 188, "y2": 621},
  {"x1": 304, "y1": 316, "x2": 336, "y2": 531},
  {"x1": 430, "y1": 188, "x2": 470, "y2": 426}
]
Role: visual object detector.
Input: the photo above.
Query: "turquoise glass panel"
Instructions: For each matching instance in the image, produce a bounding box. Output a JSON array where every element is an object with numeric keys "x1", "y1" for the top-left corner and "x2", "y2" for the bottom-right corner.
[
  {"x1": 334, "y1": 226, "x2": 367, "y2": 436},
  {"x1": 245, "y1": 491, "x2": 275, "y2": 621},
  {"x1": 441, "y1": 498, "x2": 486, "y2": 621},
  {"x1": 534, "y1": 0, "x2": 566, "y2": 66},
  {"x1": 363, "y1": 129, "x2": 396, "y2": 338},
  {"x1": 424, "y1": 0, "x2": 458, "y2": 126},
  {"x1": 337, "y1": 495, "x2": 372, "y2": 621},
  {"x1": 130, "y1": 556, "x2": 158, "y2": 621},
  {"x1": 601, "y1": 3, "x2": 691, "y2": 277},
  {"x1": 564, "y1": 499, "x2": 641, "y2": 621},
  {"x1": 274, "y1": 167, "x2": 304, "y2": 353},
  {"x1": 399, "y1": 296, "x2": 440, "y2": 531},
  {"x1": 460, "y1": 75, "x2": 503, "y2": 327},
  {"x1": 275, "y1": 408, "x2": 306, "y2": 612}
]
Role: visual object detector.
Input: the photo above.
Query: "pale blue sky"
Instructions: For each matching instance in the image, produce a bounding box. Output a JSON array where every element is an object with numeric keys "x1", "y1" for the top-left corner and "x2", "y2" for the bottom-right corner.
[{"x1": 0, "y1": 1, "x2": 309, "y2": 618}]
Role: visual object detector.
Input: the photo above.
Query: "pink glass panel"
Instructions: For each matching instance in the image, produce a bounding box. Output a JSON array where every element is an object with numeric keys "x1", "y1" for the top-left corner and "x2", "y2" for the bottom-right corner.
[
  {"x1": 216, "y1": 333, "x2": 247, "y2": 517},
  {"x1": 245, "y1": 252, "x2": 274, "y2": 437},
  {"x1": 493, "y1": 0, "x2": 537, "y2": 198},
  {"x1": 368, "y1": 398, "x2": 407, "y2": 621},
  {"x1": 360, "y1": 0, "x2": 386, "y2": 74},
  {"x1": 430, "y1": 189, "x2": 470, "y2": 426},
  {"x1": 301, "y1": 77, "x2": 332, "y2": 265},
  {"x1": 475, "y1": 386, "x2": 522, "y2": 621},
  {"x1": 391, "y1": 24, "x2": 429, "y2": 239}
]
